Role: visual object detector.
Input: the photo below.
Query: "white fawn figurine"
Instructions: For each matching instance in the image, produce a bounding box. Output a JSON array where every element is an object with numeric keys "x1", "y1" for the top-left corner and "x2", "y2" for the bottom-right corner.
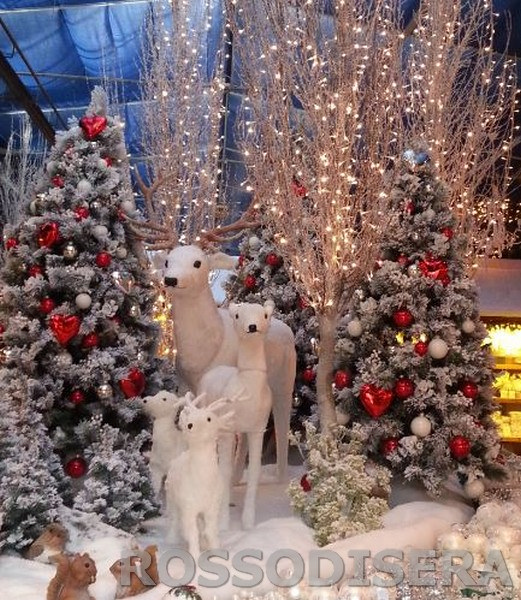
[
  {"x1": 164, "y1": 394, "x2": 234, "y2": 558},
  {"x1": 197, "y1": 300, "x2": 274, "y2": 529},
  {"x1": 138, "y1": 390, "x2": 190, "y2": 502},
  {"x1": 161, "y1": 245, "x2": 296, "y2": 482}
]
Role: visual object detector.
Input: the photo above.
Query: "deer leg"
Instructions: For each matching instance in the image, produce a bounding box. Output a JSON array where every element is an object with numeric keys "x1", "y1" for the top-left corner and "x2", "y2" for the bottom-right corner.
[
  {"x1": 242, "y1": 431, "x2": 264, "y2": 529},
  {"x1": 217, "y1": 433, "x2": 234, "y2": 530},
  {"x1": 204, "y1": 496, "x2": 222, "y2": 550},
  {"x1": 233, "y1": 433, "x2": 248, "y2": 484},
  {"x1": 180, "y1": 507, "x2": 200, "y2": 560},
  {"x1": 271, "y1": 389, "x2": 291, "y2": 482}
]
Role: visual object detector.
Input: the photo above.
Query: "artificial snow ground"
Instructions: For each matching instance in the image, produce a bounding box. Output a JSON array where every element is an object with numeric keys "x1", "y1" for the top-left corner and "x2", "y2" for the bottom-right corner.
[{"x1": 0, "y1": 465, "x2": 474, "y2": 600}]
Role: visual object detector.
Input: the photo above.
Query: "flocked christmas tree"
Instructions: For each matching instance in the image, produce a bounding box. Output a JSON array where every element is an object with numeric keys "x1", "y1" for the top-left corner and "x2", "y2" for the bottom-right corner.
[
  {"x1": 333, "y1": 151, "x2": 504, "y2": 498},
  {"x1": 0, "y1": 88, "x2": 177, "y2": 549},
  {"x1": 225, "y1": 216, "x2": 318, "y2": 424}
]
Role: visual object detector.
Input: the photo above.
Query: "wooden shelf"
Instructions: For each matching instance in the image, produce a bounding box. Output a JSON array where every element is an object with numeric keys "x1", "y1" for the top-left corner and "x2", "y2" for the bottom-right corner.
[
  {"x1": 495, "y1": 397, "x2": 521, "y2": 405},
  {"x1": 493, "y1": 362, "x2": 521, "y2": 371},
  {"x1": 501, "y1": 437, "x2": 521, "y2": 443}
]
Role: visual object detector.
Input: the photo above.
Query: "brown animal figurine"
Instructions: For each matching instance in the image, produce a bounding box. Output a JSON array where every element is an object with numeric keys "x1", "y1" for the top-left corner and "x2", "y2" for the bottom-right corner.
[
  {"x1": 46, "y1": 552, "x2": 97, "y2": 600},
  {"x1": 110, "y1": 544, "x2": 159, "y2": 598},
  {"x1": 26, "y1": 522, "x2": 69, "y2": 563}
]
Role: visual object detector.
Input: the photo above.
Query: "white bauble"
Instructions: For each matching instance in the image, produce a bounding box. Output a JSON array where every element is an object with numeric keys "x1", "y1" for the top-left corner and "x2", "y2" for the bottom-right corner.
[
  {"x1": 494, "y1": 525, "x2": 521, "y2": 546},
  {"x1": 464, "y1": 478, "x2": 485, "y2": 499},
  {"x1": 46, "y1": 161, "x2": 57, "y2": 174},
  {"x1": 475, "y1": 502, "x2": 503, "y2": 529},
  {"x1": 438, "y1": 531, "x2": 465, "y2": 551},
  {"x1": 335, "y1": 407, "x2": 349, "y2": 426},
  {"x1": 115, "y1": 246, "x2": 128, "y2": 259},
  {"x1": 120, "y1": 200, "x2": 136, "y2": 215},
  {"x1": 248, "y1": 235, "x2": 261, "y2": 249},
  {"x1": 428, "y1": 337, "x2": 448, "y2": 359},
  {"x1": 75, "y1": 293, "x2": 92, "y2": 310},
  {"x1": 462, "y1": 319, "x2": 476, "y2": 334},
  {"x1": 29, "y1": 200, "x2": 38, "y2": 214},
  {"x1": 410, "y1": 414, "x2": 432, "y2": 438},
  {"x1": 92, "y1": 225, "x2": 109, "y2": 240},
  {"x1": 508, "y1": 545, "x2": 521, "y2": 567},
  {"x1": 346, "y1": 319, "x2": 363, "y2": 337},
  {"x1": 76, "y1": 179, "x2": 92, "y2": 196},
  {"x1": 464, "y1": 533, "x2": 487, "y2": 557}
]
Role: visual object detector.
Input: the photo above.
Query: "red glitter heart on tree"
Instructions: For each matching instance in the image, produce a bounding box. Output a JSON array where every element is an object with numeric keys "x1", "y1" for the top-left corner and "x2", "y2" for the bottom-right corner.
[
  {"x1": 360, "y1": 384, "x2": 394, "y2": 418},
  {"x1": 37, "y1": 222, "x2": 61, "y2": 248},
  {"x1": 119, "y1": 368, "x2": 146, "y2": 398},
  {"x1": 79, "y1": 116, "x2": 107, "y2": 140},
  {"x1": 49, "y1": 314, "x2": 81, "y2": 345},
  {"x1": 419, "y1": 255, "x2": 449, "y2": 285}
]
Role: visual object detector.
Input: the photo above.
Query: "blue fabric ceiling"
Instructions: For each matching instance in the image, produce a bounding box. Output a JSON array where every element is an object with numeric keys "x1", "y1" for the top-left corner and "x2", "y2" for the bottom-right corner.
[{"x1": 0, "y1": 1, "x2": 519, "y2": 159}]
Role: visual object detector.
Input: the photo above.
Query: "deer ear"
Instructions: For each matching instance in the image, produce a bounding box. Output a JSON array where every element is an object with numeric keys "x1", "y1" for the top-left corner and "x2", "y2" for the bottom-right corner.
[
  {"x1": 264, "y1": 299, "x2": 275, "y2": 318},
  {"x1": 151, "y1": 250, "x2": 168, "y2": 271},
  {"x1": 207, "y1": 252, "x2": 237, "y2": 271}
]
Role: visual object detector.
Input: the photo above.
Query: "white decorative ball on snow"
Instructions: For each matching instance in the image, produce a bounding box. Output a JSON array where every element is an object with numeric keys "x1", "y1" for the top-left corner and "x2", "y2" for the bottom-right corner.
[
  {"x1": 464, "y1": 533, "x2": 487, "y2": 556},
  {"x1": 410, "y1": 414, "x2": 432, "y2": 437},
  {"x1": 464, "y1": 478, "x2": 485, "y2": 499},
  {"x1": 92, "y1": 225, "x2": 109, "y2": 240},
  {"x1": 248, "y1": 235, "x2": 261, "y2": 249},
  {"x1": 115, "y1": 246, "x2": 128, "y2": 259},
  {"x1": 475, "y1": 501, "x2": 503, "y2": 529},
  {"x1": 461, "y1": 319, "x2": 476, "y2": 334},
  {"x1": 493, "y1": 525, "x2": 521, "y2": 546},
  {"x1": 75, "y1": 293, "x2": 92, "y2": 310},
  {"x1": 346, "y1": 319, "x2": 363, "y2": 337},
  {"x1": 508, "y1": 545, "x2": 521, "y2": 567},
  {"x1": 76, "y1": 179, "x2": 92, "y2": 196},
  {"x1": 428, "y1": 337, "x2": 448, "y2": 359},
  {"x1": 335, "y1": 407, "x2": 349, "y2": 426},
  {"x1": 438, "y1": 531, "x2": 465, "y2": 551},
  {"x1": 120, "y1": 200, "x2": 136, "y2": 215}
]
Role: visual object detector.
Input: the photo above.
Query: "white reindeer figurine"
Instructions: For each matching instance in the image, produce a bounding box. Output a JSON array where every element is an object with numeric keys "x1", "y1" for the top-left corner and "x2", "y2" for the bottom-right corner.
[
  {"x1": 164, "y1": 394, "x2": 234, "y2": 558},
  {"x1": 137, "y1": 389, "x2": 190, "y2": 501},
  {"x1": 198, "y1": 300, "x2": 274, "y2": 529},
  {"x1": 161, "y1": 244, "x2": 297, "y2": 482}
]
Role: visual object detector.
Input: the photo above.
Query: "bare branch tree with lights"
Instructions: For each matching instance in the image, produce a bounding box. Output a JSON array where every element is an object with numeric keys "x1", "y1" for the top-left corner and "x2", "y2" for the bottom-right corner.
[{"x1": 227, "y1": 0, "x2": 517, "y2": 429}]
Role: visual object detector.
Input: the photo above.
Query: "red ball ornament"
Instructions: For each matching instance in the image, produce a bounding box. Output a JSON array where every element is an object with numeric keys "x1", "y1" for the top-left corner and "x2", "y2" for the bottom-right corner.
[
  {"x1": 334, "y1": 370, "x2": 351, "y2": 390},
  {"x1": 5, "y1": 237, "x2": 18, "y2": 250},
  {"x1": 414, "y1": 341, "x2": 429, "y2": 356},
  {"x1": 297, "y1": 296, "x2": 309, "y2": 310},
  {"x1": 397, "y1": 255, "x2": 409, "y2": 266},
  {"x1": 244, "y1": 274, "x2": 256, "y2": 290},
  {"x1": 74, "y1": 206, "x2": 90, "y2": 221},
  {"x1": 104, "y1": 156, "x2": 113, "y2": 167},
  {"x1": 393, "y1": 309, "x2": 413, "y2": 328},
  {"x1": 441, "y1": 227, "x2": 454, "y2": 239},
  {"x1": 37, "y1": 222, "x2": 61, "y2": 248},
  {"x1": 28, "y1": 265, "x2": 44, "y2": 277},
  {"x1": 291, "y1": 179, "x2": 307, "y2": 197},
  {"x1": 405, "y1": 201, "x2": 414, "y2": 214},
  {"x1": 265, "y1": 253, "x2": 282, "y2": 267},
  {"x1": 300, "y1": 473, "x2": 312, "y2": 492},
  {"x1": 52, "y1": 175, "x2": 64, "y2": 188},
  {"x1": 49, "y1": 314, "x2": 81, "y2": 345},
  {"x1": 238, "y1": 255, "x2": 246, "y2": 267},
  {"x1": 0, "y1": 323, "x2": 5, "y2": 335},
  {"x1": 394, "y1": 377, "x2": 415, "y2": 399},
  {"x1": 95, "y1": 252, "x2": 112, "y2": 268},
  {"x1": 119, "y1": 367, "x2": 146, "y2": 398},
  {"x1": 65, "y1": 456, "x2": 87, "y2": 478},
  {"x1": 301, "y1": 367, "x2": 316, "y2": 384},
  {"x1": 70, "y1": 390, "x2": 86, "y2": 405},
  {"x1": 459, "y1": 380, "x2": 479, "y2": 400},
  {"x1": 82, "y1": 332, "x2": 100, "y2": 349},
  {"x1": 79, "y1": 115, "x2": 107, "y2": 140},
  {"x1": 449, "y1": 436, "x2": 471, "y2": 460},
  {"x1": 39, "y1": 297, "x2": 56, "y2": 314},
  {"x1": 380, "y1": 437, "x2": 400, "y2": 456}
]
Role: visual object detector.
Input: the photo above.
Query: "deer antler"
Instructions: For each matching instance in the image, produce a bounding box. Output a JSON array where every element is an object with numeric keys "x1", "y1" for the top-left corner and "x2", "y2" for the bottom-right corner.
[{"x1": 196, "y1": 201, "x2": 260, "y2": 248}]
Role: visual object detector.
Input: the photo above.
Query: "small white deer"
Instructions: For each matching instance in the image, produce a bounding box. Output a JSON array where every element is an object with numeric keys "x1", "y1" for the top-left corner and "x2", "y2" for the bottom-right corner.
[
  {"x1": 197, "y1": 300, "x2": 274, "y2": 530},
  {"x1": 137, "y1": 389, "x2": 190, "y2": 501},
  {"x1": 160, "y1": 244, "x2": 297, "y2": 482},
  {"x1": 164, "y1": 394, "x2": 234, "y2": 558}
]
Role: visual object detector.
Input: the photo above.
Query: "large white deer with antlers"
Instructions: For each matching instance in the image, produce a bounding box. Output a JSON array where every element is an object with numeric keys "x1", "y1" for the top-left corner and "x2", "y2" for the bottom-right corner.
[{"x1": 127, "y1": 186, "x2": 296, "y2": 482}]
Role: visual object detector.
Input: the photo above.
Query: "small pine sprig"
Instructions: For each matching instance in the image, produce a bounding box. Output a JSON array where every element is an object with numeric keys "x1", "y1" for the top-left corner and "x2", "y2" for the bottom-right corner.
[{"x1": 288, "y1": 421, "x2": 391, "y2": 546}]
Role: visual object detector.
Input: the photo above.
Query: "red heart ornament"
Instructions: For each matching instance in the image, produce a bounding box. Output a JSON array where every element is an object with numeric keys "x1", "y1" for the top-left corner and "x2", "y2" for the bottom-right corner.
[
  {"x1": 49, "y1": 314, "x2": 81, "y2": 345},
  {"x1": 360, "y1": 384, "x2": 394, "y2": 418},
  {"x1": 79, "y1": 116, "x2": 107, "y2": 140},
  {"x1": 37, "y1": 222, "x2": 61, "y2": 248},
  {"x1": 119, "y1": 368, "x2": 146, "y2": 398},
  {"x1": 419, "y1": 255, "x2": 449, "y2": 284}
]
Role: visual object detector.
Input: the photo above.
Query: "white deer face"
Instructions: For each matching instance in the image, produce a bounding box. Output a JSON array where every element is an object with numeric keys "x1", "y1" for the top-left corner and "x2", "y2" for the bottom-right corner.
[
  {"x1": 228, "y1": 300, "x2": 274, "y2": 337},
  {"x1": 162, "y1": 245, "x2": 237, "y2": 295}
]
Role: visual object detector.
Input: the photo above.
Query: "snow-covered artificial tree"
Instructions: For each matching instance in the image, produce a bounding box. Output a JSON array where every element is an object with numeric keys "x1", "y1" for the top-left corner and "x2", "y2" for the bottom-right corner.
[
  {"x1": 288, "y1": 422, "x2": 391, "y2": 546},
  {"x1": 0, "y1": 88, "x2": 177, "y2": 549},
  {"x1": 333, "y1": 152, "x2": 504, "y2": 498},
  {"x1": 226, "y1": 224, "x2": 318, "y2": 424}
]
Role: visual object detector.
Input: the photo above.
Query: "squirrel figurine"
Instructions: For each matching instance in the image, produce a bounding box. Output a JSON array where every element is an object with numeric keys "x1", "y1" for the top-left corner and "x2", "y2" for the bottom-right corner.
[
  {"x1": 26, "y1": 522, "x2": 69, "y2": 563},
  {"x1": 110, "y1": 544, "x2": 159, "y2": 598},
  {"x1": 46, "y1": 552, "x2": 97, "y2": 600}
]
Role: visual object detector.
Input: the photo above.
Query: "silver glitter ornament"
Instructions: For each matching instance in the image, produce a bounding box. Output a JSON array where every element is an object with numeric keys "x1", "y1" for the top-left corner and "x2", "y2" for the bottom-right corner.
[
  {"x1": 63, "y1": 242, "x2": 78, "y2": 260},
  {"x1": 96, "y1": 383, "x2": 113, "y2": 399},
  {"x1": 115, "y1": 246, "x2": 128, "y2": 259},
  {"x1": 112, "y1": 270, "x2": 135, "y2": 293},
  {"x1": 90, "y1": 200, "x2": 101, "y2": 211},
  {"x1": 128, "y1": 302, "x2": 141, "y2": 318}
]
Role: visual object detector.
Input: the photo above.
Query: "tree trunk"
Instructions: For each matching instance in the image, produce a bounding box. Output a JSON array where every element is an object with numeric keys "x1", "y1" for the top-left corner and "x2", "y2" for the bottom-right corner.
[{"x1": 316, "y1": 310, "x2": 338, "y2": 431}]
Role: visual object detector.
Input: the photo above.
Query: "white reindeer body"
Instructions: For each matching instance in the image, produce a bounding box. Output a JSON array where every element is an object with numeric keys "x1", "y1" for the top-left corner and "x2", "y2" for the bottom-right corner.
[
  {"x1": 162, "y1": 244, "x2": 296, "y2": 481},
  {"x1": 197, "y1": 301, "x2": 274, "y2": 529}
]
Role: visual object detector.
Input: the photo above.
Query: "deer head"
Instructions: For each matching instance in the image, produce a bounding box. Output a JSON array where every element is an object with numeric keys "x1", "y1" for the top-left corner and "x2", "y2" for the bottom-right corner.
[
  {"x1": 228, "y1": 300, "x2": 274, "y2": 337},
  {"x1": 178, "y1": 393, "x2": 235, "y2": 442}
]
